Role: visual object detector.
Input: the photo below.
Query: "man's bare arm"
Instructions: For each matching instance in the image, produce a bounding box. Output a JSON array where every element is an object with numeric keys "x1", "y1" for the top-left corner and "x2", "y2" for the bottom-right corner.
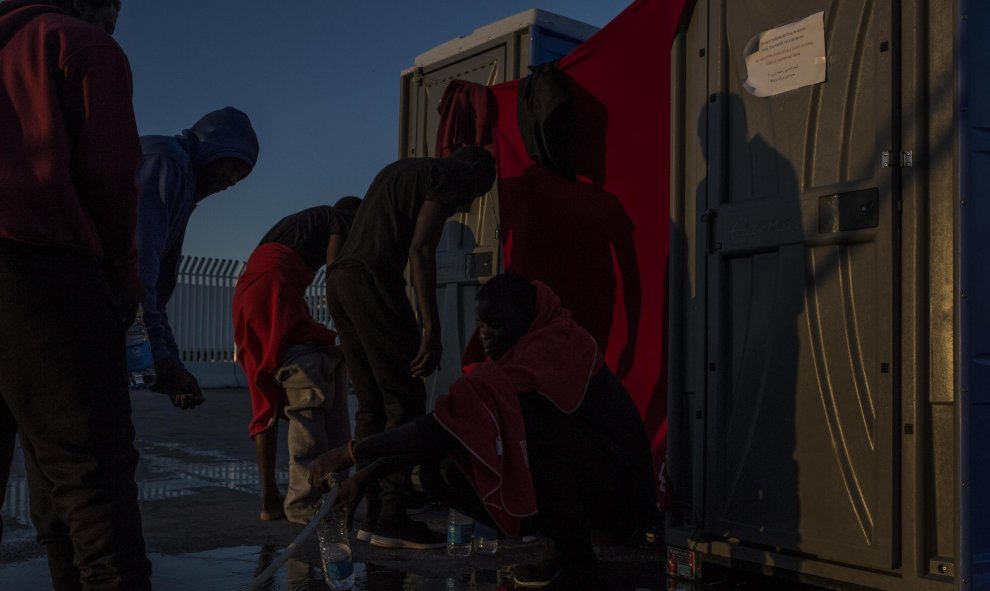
[
  {"x1": 408, "y1": 201, "x2": 452, "y2": 379},
  {"x1": 325, "y1": 233, "x2": 345, "y2": 304}
]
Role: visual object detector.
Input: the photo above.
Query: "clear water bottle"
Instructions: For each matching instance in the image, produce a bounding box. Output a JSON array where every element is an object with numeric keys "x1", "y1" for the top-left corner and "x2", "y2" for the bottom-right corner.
[
  {"x1": 473, "y1": 521, "x2": 498, "y2": 555},
  {"x1": 125, "y1": 307, "x2": 155, "y2": 388},
  {"x1": 446, "y1": 509, "x2": 474, "y2": 557},
  {"x1": 317, "y1": 505, "x2": 354, "y2": 589}
]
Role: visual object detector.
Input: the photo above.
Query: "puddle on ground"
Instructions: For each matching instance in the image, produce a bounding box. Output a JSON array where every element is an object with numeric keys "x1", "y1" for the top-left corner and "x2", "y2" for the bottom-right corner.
[
  {"x1": 135, "y1": 440, "x2": 289, "y2": 498},
  {"x1": 2, "y1": 439, "x2": 288, "y2": 527},
  {"x1": 0, "y1": 545, "x2": 668, "y2": 590},
  {"x1": 0, "y1": 547, "x2": 512, "y2": 591}
]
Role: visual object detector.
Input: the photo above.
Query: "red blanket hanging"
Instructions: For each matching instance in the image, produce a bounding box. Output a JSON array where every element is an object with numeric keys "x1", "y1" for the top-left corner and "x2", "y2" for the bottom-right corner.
[{"x1": 483, "y1": 0, "x2": 691, "y2": 504}]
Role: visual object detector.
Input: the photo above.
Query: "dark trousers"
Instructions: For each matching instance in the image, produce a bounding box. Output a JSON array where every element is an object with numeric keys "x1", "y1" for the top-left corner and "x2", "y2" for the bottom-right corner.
[
  {"x1": 326, "y1": 264, "x2": 426, "y2": 523},
  {"x1": 0, "y1": 402, "x2": 15, "y2": 543},
  {"x1": 0, "y1": 240, "x2": 151, "y2": 590}
]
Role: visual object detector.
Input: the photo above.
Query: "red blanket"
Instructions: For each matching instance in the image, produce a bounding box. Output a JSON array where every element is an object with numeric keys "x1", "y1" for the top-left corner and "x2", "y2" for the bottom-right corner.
[
  {"x1": 233, "y1": 243, "x2": 337, "y2": 437},
  {"x1": 435, "y1": 80, "x2": 495, "y2": 158},
  {"x1": 433, "y1": 281, "x2": 603, "y2": 534},
  {"x1": 486, "y1": 0, "x2": 689, "y2": 510}
]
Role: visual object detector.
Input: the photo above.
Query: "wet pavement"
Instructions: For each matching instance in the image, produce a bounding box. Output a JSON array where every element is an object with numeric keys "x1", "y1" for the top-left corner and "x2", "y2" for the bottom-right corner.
[
  {"x1": 0, "y1": 389, "x2": 824, "y2": 590},
  {"x1": 0, "y1": 389, "x2": 663, "y2": 590}
]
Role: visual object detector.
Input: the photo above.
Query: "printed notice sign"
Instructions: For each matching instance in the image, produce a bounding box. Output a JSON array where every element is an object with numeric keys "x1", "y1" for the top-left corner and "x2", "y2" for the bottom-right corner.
[{"x1": 743, "y1": 12, "x2": 827, "y2": 97}]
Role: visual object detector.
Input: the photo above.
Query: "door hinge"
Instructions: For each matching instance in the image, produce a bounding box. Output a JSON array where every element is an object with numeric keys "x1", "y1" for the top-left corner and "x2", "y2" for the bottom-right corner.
[
  {"x1": 702, "y1": 209, "x2": 721, "y2": 253},
  {"x1": 882, "y1": 150, "x2": 914, "y2": 168}
]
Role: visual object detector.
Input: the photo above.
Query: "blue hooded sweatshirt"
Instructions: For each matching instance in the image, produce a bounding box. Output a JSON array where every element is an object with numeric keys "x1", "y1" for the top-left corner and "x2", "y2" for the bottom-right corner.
[{"x1": 136, "y1": 107, "x2": 259, "y2": 364}]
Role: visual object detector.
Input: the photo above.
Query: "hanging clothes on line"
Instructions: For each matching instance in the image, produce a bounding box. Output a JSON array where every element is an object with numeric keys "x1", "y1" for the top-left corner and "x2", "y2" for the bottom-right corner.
[{"x1": 435, "y1": 79, "x2": 496, "y2": 157}]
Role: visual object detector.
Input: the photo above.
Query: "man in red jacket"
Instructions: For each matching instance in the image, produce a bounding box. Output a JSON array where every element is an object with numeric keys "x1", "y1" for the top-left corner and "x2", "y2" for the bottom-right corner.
[
  {"x1": 233, "y1": 197, "x2": 360, "y2": 524},
  {"x1": 0, "y1": 0, "x2": 152, "y2": 589}
]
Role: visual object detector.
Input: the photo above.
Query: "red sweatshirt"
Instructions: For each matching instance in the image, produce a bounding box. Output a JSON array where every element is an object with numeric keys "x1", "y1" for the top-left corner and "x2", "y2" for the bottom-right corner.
[
  {"x1": 0, "y1": 1, "x2": 141, "y2": 289},
  {"x1": 233, "y1": 243, "x2": 338, "y2": 437}
]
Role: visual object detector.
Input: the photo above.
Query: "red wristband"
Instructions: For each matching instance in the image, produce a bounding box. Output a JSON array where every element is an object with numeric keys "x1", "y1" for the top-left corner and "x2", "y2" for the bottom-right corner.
[{"x1": 347, "y1": 439, "x2": 358, "y2": 465}]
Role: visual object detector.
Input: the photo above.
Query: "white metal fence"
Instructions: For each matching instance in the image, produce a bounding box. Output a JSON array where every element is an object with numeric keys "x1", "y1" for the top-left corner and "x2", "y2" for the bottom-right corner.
[{"x1": 168, "y1": 255, "x2": 330, "y2": 388}]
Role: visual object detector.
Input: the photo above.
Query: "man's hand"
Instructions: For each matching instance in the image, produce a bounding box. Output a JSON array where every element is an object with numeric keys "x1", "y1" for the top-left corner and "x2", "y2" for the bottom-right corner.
[
  {"x1": 150, "y1": 356, "x2": 205, "y2": 409},
  {"x1": 409, "y1": 200, "x2": 448, "y2": 380},
  {"x1": 309, "y1": 445, "x2": 356, "y2": 492},
  {"x1": 109, "y1": 276, "x2": 145, "y2": 328},
  {"x1": 410, "y1": 333, "x2": 442, "y2": 379}
]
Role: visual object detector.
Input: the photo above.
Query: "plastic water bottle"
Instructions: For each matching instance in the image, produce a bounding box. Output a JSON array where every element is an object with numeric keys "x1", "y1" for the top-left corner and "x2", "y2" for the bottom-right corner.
[
  {"x1": 125, "y1": 308, "x2": 155, "y2": 388},
  {"x1": 446, "y1": 509, "x2": 473, "y2": 557},
  {"x1": 317, "y1": 506, "x2": 354, "y2": 589},
  {"x1": 473, "y1": 521, "x2": 498, "y2": 555}
]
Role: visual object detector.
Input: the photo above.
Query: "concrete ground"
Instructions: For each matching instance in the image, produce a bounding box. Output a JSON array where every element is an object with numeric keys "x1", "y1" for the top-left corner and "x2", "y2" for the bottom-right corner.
[{"x1": 0, "y1": 388, "x2": 668, "y2": 590}]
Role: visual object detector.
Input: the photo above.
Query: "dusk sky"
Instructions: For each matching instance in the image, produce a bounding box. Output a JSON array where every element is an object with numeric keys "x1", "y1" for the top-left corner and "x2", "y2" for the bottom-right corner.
[{"x1": 114, "y1": 1, "x2": 630, "y2": 262}]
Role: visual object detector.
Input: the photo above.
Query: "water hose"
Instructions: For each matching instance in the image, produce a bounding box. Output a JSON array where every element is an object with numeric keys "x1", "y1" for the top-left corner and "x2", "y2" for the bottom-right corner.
[{"x1": 246, "y1": 484, "x2": 339, "y2": 590}]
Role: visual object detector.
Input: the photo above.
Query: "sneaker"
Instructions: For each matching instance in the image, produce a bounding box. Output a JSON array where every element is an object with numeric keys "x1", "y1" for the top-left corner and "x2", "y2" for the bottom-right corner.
[
  {"x1": 355, "y1": 496, "x2": 380, "y2": 542},
  {"x1": 512, "y1": 563, "x2": 561, "y2": 588},
  {"x1": 355, "y1": 527, "x2": 373, "y2": 542},
  {"x1": 513, "y1": 563, "x2": 601, "y2": 590},
  {"x1": 512, "y1": 541, "x2": 562, "y2": 588},
  {"x1": 370, "y1": 519, "x2": 446, "y2": 549},
  {"x1": 403, "y1": 490, "x2": 431, "y2": 515}
]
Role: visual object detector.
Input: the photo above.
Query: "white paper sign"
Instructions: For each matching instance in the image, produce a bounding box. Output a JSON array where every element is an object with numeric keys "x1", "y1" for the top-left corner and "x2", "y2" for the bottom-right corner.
[{"x1": 743, "y1": 12, "x2": 827, "y2": 98}]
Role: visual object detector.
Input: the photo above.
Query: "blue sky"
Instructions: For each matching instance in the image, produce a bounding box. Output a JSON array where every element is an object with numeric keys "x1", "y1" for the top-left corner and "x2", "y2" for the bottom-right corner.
[{"x1": 114, "y1": 1, "x2": 629, "y2": 262}]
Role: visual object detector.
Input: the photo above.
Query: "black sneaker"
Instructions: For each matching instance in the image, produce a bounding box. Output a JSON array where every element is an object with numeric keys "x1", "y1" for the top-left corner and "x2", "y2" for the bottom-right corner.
[
  {"x1": 403, "y1": 490, "x2": 431, "y2": 515},
  {"x1": 370, "y1": 519, "x2": 446, "y2": 549},
  {"x1": 356, "y1": 496, "x2": 381, "y2": 542},
  {"x1": 512, "y1": 538, "x2": 562, "y2": 588},
  {"x1": 513, "y1": 539, "x2": 598, "y2": 589},
  {"x1": 512, "y1": 562, "x2": 561, "y2": 588},
  {"x1": 513, "y1": 563, "x2": 601, "y2": 590}
]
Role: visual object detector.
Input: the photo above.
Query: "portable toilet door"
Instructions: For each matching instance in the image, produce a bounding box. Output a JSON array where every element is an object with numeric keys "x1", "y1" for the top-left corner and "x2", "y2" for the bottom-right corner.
[{"x1": 665, "y1": 1, "x2": 985, "y2": 589}]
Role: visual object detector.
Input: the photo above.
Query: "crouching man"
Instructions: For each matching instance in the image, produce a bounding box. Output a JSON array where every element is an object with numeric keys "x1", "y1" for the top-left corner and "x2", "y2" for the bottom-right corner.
[{"x1": 309, "y1": 273, "x2": 657, "y2": 589}]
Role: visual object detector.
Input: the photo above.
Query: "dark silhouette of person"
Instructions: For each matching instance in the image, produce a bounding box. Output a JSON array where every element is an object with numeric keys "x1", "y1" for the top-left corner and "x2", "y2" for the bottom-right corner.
[
  {"x1": 499, "y1": 77, "x2": 642, "y2": 380},
  {"x1": 688, "y1": 91, "x2": 802, "y2": 560},
  {"x1": 0, "y1": 0, "x2": 152, "y2": 587},
  {"x1": 325, "y1": 147, "x2": 495, "y2": 549}
]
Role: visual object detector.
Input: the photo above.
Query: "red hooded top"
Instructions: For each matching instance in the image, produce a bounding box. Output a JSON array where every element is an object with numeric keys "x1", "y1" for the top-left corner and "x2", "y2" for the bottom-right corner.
[
  {"x1": 433, "y1": 281, "x2": 603, "y2": 535},
  {"x1": 233, "y1": 243, "x2": 338, "y2": 436},
  {"x1": 0, "y1": 1, "x2": 141, "y2": 291}
]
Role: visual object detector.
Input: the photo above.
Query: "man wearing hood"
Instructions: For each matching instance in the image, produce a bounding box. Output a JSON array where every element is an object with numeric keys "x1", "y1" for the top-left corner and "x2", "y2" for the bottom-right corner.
[
  {"x1": 0, "y1": 0, "x2": 152, "y2": 588},
  {"x1": 136, "y1": 106, "x2": 259, "y2": 409}
]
